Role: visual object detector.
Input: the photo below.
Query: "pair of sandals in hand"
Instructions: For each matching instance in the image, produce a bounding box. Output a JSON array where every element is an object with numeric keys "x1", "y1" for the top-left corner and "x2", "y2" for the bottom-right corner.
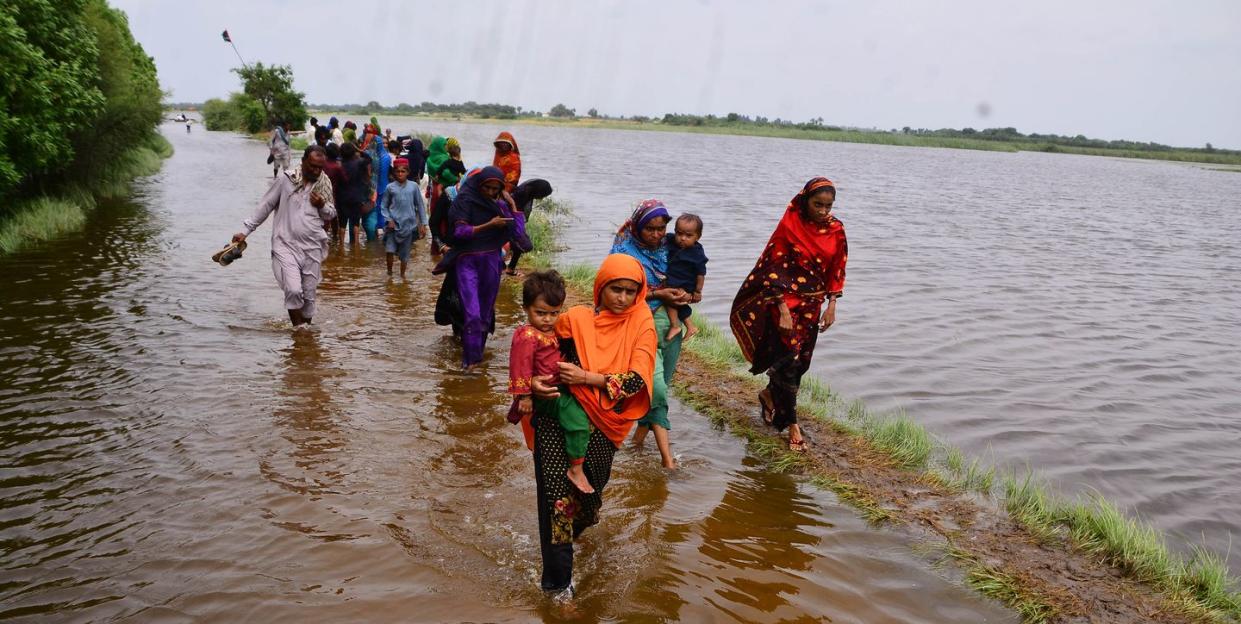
[{"x1": 759, "y1": 389, "x2": 809, "y2": 452}]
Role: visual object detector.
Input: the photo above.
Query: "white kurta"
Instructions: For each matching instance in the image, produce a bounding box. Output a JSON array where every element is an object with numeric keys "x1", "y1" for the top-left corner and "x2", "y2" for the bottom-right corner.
[{"x1": 243, "y1": 170, "x2": 336, "y2": 318}]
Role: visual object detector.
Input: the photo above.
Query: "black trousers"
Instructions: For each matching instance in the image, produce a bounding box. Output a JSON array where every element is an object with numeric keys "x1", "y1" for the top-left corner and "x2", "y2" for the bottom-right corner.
[
  {"x1": 532, "y1": 408, "x2": 617, "y2": 592},
  {"x1": 764, "y1": 329, "x2": 818, "y2": 432}
]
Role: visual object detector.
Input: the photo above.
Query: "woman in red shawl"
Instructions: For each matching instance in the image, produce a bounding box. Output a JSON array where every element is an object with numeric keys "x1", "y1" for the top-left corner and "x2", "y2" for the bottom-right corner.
[
  {"x1": 730, "y1": 177, "x2": 847, "y2": 452},
  {"x1": 528, "y1": 253, "x2": 657, "y2": 596},
  {"x1": 492, "y1": 131, "x2": 521, "y2": 193}
]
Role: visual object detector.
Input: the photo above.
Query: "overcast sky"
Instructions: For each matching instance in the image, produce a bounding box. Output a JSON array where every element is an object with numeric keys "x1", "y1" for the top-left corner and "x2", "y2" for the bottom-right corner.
[{"x1": 114, "y1": 0, "x2": 1241, "y2": 148}]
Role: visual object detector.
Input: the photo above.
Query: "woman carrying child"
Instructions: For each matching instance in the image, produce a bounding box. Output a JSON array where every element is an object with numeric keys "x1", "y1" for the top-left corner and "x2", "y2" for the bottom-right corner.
[
  {"x1": 729, "y1": 177, "x2": 848, "y2": 452},
  {"x1": 527, "y1": 254, "x2": 657, "y2": 595},
  {"x1": 611, "y1": 200, "x2": 693, "y2": 469}
]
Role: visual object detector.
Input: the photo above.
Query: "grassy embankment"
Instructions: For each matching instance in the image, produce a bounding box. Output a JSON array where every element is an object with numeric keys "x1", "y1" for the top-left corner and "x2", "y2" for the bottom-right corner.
[
  {"x1": 515, "y1": 198, "x2": 1241, "y2": 623},
  {"x1": 0, "y1": 134, "x2": 173, "y2": 255},
  {"x1": 343, "y1": 110, "x2": 1241, "y2": 166}
]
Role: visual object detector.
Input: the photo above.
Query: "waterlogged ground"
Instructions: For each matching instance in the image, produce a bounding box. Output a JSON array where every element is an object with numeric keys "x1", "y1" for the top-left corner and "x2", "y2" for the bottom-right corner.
[
  {"x1": 393, "y1": 116, "x2": 1241, "y2": 575},
  {"x1": 0, "y1": 125, "x2": 1018, "y2": 621}
]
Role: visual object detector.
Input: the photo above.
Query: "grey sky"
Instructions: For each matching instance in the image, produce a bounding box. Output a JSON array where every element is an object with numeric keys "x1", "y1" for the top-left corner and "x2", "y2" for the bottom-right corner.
[{"x1": 115, "y1": 0, "x2": 1241, "y2": 148}]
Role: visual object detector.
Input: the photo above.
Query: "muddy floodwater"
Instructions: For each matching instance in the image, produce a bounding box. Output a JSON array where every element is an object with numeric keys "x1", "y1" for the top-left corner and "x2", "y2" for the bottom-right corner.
[{"x1": 0, "y1": 118, "x2": 1234, "y2": 622}]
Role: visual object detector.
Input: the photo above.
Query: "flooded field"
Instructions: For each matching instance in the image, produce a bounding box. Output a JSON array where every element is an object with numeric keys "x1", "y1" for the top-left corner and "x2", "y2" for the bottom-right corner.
[
  {"x1": 401, "y1": 116, "x2": 1241, "y2": 572},
  {"x1": 0, "y1": 124, "x2": 1019, "y2": 621}
]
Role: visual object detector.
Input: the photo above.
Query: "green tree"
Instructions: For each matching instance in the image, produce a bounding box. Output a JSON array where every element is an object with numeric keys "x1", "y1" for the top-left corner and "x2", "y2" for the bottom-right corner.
[
  {"x1": 231, "y1": 62, "x2": 306, "y2": 129},
  {"x1": 548, "y1": 103, "x2": 576, "y2": 118},
  {"x1": 0, "y1": 0, "x2": 105, "y2": 198},
  {"x1": 71, "y1": 0, "x2": 165, "y2": 173},
  {"x1": 587, "y1": 107, "x2": 599, "y2": 118}
]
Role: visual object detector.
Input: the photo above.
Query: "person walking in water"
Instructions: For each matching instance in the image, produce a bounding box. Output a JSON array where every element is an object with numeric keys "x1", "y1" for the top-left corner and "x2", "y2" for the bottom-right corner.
[
  {"x1": 269, "y1": 121, "x2": 292, "y2": 178},
  {"x1": 232, "y1": 145, "x2": 336, "y2": 327},
  {"x1": 382, "y1": 158, "x2": 426, "y2": 278}
]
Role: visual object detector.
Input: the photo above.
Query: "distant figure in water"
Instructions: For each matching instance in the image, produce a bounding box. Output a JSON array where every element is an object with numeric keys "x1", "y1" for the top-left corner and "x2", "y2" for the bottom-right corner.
[
  {"x1": 492, "y1": 131, "x2": 521, "y2": 193},
  {"x1": 269, "y1": 120, "x2": 291, "y2": 178},
  {"x1": 730, "y1": 177, "x2": 847, "y2": 452},
  {"x1": 232, "y1": 145, "x2": 336, "y2": 327},
  {"x1": 527, "y1": 254, "x2": 656, "y2": 597}
]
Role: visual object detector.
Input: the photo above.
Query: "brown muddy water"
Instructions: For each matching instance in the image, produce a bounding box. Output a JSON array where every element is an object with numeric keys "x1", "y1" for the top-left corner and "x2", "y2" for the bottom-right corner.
[
  {"x1": 0, "y1": 124, "x2": 1019, "y2": 621},
  {"x1": 398, "y1": 119, "x2": 1241, "y2": 568}
]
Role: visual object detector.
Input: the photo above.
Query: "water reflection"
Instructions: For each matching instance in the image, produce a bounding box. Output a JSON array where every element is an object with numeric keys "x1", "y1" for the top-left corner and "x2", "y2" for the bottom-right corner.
[{"x1": 262, "y1": 330, "x2": 344, "y2": 499}]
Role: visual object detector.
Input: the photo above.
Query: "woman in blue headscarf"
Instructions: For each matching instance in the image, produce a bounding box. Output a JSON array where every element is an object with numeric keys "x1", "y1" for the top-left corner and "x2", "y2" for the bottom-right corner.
[
  {"x1": 610, "y1": 199, "x2": 692, "y2": 469},
  {"x1": 363, "y1": 134, "x2": 392, "y2": 240},
  {"x1": 433, "y1": 166, "x2": 526, "y2": 371}
]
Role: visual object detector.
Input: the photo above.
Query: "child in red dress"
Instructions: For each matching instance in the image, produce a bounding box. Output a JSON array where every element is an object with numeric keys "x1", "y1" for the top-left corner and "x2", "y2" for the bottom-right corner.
[{"x1": 510, "y1": 270, "x2": 599, "y2": 491}]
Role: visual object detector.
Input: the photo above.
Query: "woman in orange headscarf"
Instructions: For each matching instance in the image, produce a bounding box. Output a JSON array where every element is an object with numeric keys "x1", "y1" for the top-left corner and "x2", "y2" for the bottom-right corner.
[
  {"x1": 527, "y1": 253, "x2": 656, "y2": 595},
  {"x1": 492, "y1": 131, "x2": 521, "y2": 193},
  {"x1": 730, "y1": 177, "x2": 847, "y2": 452}
]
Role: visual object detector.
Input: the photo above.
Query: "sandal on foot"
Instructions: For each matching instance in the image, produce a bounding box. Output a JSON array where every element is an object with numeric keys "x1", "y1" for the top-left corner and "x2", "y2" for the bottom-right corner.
[
  {"x1": 758, "y1": 389, "x2": 775, "y2": 426},
  {"x1": 788, "y1": 437, "x2": 808, "y2": 453}
]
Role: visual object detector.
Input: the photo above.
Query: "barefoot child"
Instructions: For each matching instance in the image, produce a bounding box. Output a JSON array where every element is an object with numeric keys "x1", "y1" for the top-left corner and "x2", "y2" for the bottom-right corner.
[
  {"x1": 507, "y1": 271, "x2": 593, "y2": 493},
  {"x1": 662, "y1": 213, "x2": 709, "y2": 341},
  {"x1": 382, "y1": 159, "x2": 427, "y2": 277}
]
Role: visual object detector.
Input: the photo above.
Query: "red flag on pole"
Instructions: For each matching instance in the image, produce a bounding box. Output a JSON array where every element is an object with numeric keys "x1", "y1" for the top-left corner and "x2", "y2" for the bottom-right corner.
[{"x1": 221, "y1": 30, "x2": 231, "y2": 43}]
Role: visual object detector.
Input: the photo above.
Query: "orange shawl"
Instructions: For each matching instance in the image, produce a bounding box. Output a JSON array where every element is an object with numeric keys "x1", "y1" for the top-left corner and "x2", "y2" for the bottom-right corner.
[
  {"x1": 492, "y1": 131, "x2": 522, "y2": 192},
  {"x1": 554, "y1": 254, "x2": 657, "y2": 446}
]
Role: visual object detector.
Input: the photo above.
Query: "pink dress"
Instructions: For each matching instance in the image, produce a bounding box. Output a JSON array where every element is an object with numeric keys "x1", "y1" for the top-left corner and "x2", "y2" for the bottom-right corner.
[{"x1": 508, "y1": 324, "x2": 561, "y2": 450}]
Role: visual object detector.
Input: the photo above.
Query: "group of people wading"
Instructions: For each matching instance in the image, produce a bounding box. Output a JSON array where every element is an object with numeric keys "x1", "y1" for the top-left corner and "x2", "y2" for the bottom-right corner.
[
  {"x1": 233, "y1": 124, "x2": 848, "y2": 599},
  {"x1": 511, "y1": 179, "x2": 846, "y2": 596}
]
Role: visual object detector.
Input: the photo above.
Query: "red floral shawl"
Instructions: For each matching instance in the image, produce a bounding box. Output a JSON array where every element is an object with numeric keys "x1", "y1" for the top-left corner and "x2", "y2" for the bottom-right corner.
[{"x1": 730, "y1": 177, "x2": 848, "y2": 368}]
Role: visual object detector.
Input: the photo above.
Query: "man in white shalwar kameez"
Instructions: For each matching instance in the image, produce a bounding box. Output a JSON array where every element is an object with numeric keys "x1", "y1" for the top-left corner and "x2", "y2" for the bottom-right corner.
[{"x1": 233, "y1": 145, "x2": 335, "y2": 326}]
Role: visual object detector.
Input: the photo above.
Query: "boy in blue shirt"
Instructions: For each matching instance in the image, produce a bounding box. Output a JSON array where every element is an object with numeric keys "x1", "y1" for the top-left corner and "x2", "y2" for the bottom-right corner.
[{"x1": 382, "y1": 159, "x2": 427, "y2": 278}]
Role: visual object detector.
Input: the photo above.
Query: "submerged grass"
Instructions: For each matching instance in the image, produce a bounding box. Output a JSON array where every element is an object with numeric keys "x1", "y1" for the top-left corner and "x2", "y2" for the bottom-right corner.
[
  {"x1": 531, "y1": 198, "x2": 1241, "y2": 621},
  {"x1": 1, "y1": 135, "x2": 172, "y2": 255}
]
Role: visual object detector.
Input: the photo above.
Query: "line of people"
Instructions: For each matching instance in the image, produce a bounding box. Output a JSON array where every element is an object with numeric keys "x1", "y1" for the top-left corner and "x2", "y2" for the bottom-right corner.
[{"x1": 239, "y1": 127, "x2": 848, "y2": 601}]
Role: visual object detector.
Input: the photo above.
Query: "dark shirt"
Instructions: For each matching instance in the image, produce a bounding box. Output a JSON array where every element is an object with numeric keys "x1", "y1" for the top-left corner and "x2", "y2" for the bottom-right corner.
[
  {"x1": 340, "y1": 158, "x2": 369, "y2": 204},
  {"x1": 664, "y1": 233, "x2": 708, "y2": 292},
  {"x1": 322, "y1": 160, "x2": 348, "y2": 207}
]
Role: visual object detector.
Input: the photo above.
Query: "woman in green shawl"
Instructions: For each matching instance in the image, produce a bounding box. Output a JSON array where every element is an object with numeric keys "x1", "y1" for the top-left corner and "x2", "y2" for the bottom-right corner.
[{"x1": 426, "y1": 136, "x2": 467, "y2": 255}]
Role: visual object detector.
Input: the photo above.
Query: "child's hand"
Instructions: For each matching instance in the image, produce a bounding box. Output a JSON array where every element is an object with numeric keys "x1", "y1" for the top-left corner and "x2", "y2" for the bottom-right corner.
[
  {"x1": 518, "y1": 396, "x2": 533, "y2": 415},
  {"x1": 691, "y1": 292, "x2": 702, "y2": 303}
]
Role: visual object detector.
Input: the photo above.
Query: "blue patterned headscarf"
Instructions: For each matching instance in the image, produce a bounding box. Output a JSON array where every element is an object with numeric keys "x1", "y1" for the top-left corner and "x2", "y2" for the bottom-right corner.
[{"x1": 611, "y1": 199, "x2": 671, "y2": 307}]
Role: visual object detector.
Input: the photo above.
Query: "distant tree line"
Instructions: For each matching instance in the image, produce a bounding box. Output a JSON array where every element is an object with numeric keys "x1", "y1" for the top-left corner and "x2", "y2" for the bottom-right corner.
[
  {"x1": 1, "y1": 0, "x2": 165, "y2": 208},
  {"x1": 656, "y1": 113, "x2": 1237, "y2": 156}
]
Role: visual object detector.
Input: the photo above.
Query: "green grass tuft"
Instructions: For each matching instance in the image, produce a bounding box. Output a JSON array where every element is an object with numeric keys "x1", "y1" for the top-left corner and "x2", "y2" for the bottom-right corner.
[
  {"x1": 0, "y1": 197, "x2": 88, "y2": 255},
  {"x1": 953, "y1": 553, "x2": 1061, "y2": 624},
  {"x1": 858, "y1": 412, "x2": 935, "y2": 470}
]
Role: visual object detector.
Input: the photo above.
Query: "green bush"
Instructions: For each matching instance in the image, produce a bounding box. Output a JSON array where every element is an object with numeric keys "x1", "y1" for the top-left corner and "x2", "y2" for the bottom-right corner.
[
  {"x1": 202, "y1": 93, "x2": 266, "y2": 133},
  {"x1": 0, "y1": 0, "x2": 169, "y2": 250}
]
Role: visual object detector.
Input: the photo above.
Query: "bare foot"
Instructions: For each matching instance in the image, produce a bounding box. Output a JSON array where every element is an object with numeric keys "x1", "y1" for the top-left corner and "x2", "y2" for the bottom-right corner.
[
  {"x1": 662, "y1": 457, "x2": 678, "y2": 470},
  {"x1": 684, "y1": 324, "x2": 699, "y2": 340},
  {"x1": 567, "y1": 464, "x2": 594, "y2": 493},
  {"x1": 664, "y1": 324, "x2": 683, "y2": 342}
]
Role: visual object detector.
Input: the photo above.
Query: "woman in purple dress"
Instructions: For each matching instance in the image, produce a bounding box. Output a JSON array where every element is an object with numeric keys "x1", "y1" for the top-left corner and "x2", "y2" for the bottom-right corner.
[{"x1": 433, "y1": 166, "x2": 526, "y2": 372}]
